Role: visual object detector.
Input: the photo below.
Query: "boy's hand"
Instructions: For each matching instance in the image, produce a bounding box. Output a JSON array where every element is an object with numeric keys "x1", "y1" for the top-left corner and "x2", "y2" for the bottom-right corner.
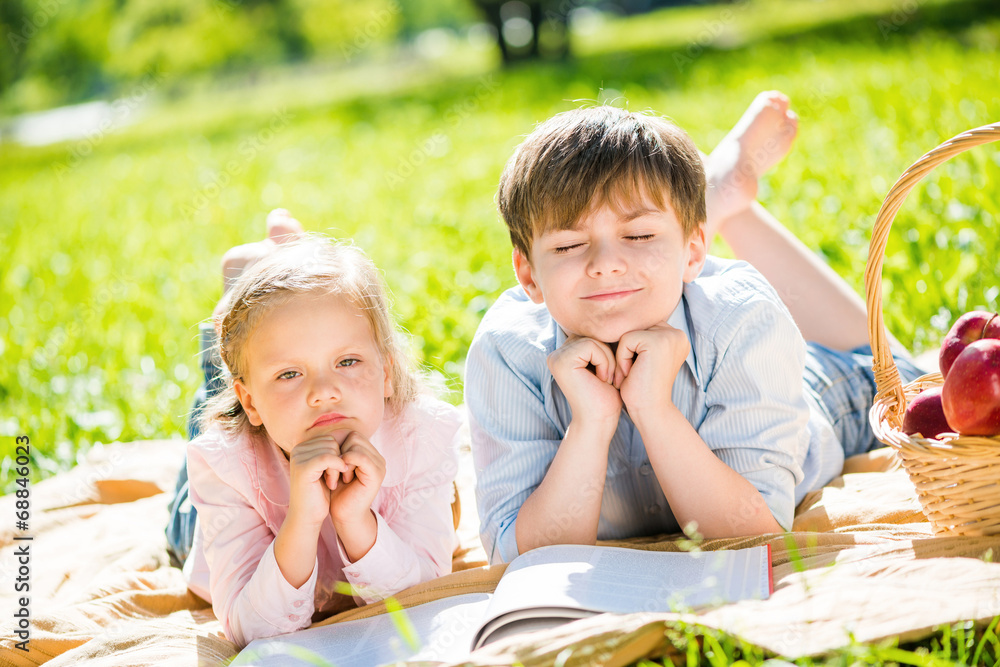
[
  {"x1": 287, "y1": 435, "x2": 351, "y2": 529},
  {"x1": 328, "y1": 431, "x2": 386, "y2": 526},
  {"x1": 615, "y1": 324, "x2": 689, "y2": 416},
  {"x1": 548, "y1": 335, "x2": 623, "y2": 429}
]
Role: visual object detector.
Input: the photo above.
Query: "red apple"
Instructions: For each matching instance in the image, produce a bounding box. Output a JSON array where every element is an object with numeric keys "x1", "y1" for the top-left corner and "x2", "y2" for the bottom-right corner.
[
  {"x1": 939, "y1": 311, "x2": 999, "y2": 379},
  {"x1": 902, "y1": 386, "x2": 952, "y2": 438},
  {"x1": 942, "y1": 339, "x2": 1000, "y2": 436}
]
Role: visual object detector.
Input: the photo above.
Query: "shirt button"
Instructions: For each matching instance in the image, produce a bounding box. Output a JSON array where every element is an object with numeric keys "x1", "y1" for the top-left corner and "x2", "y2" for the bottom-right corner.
[
  {"x1": 293, "y1": 600, "x2": 304, "y2": 608},
  {"x1": 647, "y1": 504, "x2": 660, "y2": 514},
  {"x1": 640, "y1": 463, "x2": 653, "y2": 475},
  {"x1": 288, "y1": 614, "x2": 298, "y2": 622}
]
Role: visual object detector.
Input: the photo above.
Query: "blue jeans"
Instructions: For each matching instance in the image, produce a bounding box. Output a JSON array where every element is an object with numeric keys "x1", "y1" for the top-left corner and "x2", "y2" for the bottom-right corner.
[
  {"x1": 165, "y1": 323, "x2": 225, "y2": 566},
  {"x1": 804, "y1": 342, "x2": 927, "y2": 458}
]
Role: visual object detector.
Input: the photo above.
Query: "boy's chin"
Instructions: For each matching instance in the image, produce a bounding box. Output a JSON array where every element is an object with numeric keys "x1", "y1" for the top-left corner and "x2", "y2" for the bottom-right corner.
[
  {"x1": 573, "y1": 326, "x2": 634, "y2": 346},
  {"x1": 575, "y1": 319, "x2": 664, "y2": 346}
]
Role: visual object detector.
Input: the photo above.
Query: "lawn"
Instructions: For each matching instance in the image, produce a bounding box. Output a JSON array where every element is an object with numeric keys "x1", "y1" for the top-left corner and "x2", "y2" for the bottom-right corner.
[{"x1": 2, "y1": 0, "x2": 999, "y2": 494}]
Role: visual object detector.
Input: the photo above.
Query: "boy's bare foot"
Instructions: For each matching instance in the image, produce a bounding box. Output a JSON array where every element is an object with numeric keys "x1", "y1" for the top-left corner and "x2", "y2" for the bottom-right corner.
[
  {"x1": 221, "y1": 209, "x2": 304, "y2": 291},
  {"x1": 704, "y1": 91, "x2": 798, "y2": 242}
]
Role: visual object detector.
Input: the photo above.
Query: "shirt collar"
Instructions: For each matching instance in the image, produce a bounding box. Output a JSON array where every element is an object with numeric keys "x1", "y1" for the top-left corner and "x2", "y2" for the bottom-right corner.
[
  {"x1": 249, "y1": 432, "x2": 292, "y2": 507},
  {"x1": 667, "y1": 295, "x2": 700, "y2": 386},
  {"x1": 551, "y1": 295, "x2": 700, "y2": 386}
]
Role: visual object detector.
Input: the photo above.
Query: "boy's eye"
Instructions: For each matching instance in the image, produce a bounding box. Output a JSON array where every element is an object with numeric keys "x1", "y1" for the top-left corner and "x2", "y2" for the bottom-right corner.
[
  {"x1": 553, "y1": 243, "x2": 584, "y2": 254},
  {"x1": 338, "y1": 358, "x2": 360, "y2": 367},
  {"x1": 277, "y1": 370, "x2": 300, "y2": 380},
  {"x1": 626, "y1": 234, "x2": 655, "y2": 241}
]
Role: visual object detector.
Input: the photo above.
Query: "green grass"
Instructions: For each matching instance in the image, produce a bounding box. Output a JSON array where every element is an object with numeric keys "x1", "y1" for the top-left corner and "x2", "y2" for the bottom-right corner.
[
  {"x1": 2, "y1": 0, "x2": 1000, "y2": 520},
  {"x1": 641, "y1": 617, "x2": 1000, "y2": 665}
]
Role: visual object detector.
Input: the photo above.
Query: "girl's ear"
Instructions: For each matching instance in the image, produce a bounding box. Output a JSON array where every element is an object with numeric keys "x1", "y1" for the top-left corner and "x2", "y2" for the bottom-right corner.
[
  {"x1": 234, "y1": 379, "x2": 264, "y2": 426},
  {"x1": 382, "y1": 357, "x2": 394, "y2": 399},
  {"x1": 683, "y1": 226, "x2": 708, "y2": 283}
]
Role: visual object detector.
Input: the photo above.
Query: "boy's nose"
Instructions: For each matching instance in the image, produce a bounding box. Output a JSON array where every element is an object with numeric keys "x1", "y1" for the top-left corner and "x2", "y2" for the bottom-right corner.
[{"x1": 587, "y1": 241, "x2": 626, "y2": 276}]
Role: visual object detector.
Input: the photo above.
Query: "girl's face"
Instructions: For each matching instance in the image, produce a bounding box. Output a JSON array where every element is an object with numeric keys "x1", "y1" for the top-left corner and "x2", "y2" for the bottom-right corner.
[{"x1": 233, "y1": 291, "x2": 393, "y2": 455}]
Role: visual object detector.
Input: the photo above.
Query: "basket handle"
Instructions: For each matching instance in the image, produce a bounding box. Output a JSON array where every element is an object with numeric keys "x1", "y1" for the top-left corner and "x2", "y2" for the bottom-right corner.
[{"x1": 864, "y1": 122, "x2": 1000, "y2": 424}]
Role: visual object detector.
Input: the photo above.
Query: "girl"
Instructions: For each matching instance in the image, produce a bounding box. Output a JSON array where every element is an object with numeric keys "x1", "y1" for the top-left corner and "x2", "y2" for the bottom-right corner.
[{"x1": 180, "y1": 234, "x2": 462, "y2": 647}]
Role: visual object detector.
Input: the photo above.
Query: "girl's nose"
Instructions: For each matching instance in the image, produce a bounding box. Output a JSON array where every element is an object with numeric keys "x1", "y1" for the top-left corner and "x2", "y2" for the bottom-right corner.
[
  {"x1": 586, "y1": 239, "x2": 626, "y2": 277},
  {"x1": 307, "y1": 372, "x2": 342, "y2": 405}
]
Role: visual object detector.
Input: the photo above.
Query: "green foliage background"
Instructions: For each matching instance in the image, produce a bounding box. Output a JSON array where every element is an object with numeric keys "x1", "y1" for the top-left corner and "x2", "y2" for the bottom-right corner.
[
  {"x1": 0, "y1": 0, "x2": 478, "y2": 113},
  {"x1": 2, "y1": 0, "x2": 1000, "y2": 488}
]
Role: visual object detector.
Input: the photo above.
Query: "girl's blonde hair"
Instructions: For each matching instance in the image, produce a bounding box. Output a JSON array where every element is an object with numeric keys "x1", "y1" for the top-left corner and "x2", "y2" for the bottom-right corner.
[{"x1": 202, "y1": 235, "x2": 419, "y2": 437}]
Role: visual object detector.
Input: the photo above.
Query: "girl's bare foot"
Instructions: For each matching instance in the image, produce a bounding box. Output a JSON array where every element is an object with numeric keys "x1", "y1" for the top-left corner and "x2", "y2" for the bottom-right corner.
[
  {"x1": 704, "y1": 91, "x2": 798, "y2": 243},
  {"x1": 212, "y1": 209, "x2": 304, "y2": 324},
  {"x1": 221, "y1": 209, "x2": 304, "y2": 291}
]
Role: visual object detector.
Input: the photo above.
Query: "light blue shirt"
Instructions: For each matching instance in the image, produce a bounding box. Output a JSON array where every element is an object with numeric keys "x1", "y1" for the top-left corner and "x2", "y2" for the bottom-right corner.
[{"x1": 465, "y1": 256, "x2": 844, "y2": 564}]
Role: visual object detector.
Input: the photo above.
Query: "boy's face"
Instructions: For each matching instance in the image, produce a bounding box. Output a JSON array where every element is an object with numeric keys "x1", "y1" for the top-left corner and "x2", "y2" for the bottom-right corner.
[{"x1": 513, "y1": 197, "x2": 707, "y2": 344}]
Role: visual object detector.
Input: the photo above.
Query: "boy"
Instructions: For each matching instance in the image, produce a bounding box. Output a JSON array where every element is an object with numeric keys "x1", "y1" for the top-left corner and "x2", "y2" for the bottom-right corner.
[{"x1": 465, "y1": 92, "x2": 925, "y2": 564}]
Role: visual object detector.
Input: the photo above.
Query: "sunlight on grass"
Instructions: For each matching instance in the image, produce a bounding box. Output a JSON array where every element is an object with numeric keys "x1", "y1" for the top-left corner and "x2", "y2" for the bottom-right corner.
[
  {"x1": 576, "y1": 0, "x2": 965, "y2": 57},
  {"x1": 639, "y1": 616, "x2": 1000, "y2": 666}
]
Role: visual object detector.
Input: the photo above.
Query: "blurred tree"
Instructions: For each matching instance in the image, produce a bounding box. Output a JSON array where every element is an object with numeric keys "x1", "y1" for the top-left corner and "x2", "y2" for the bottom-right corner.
[
  {"x1": 471, "y1": 0, "x2": 569, "y2": 64},
  {"x1": 469, "y1": 0, "x2": 737, "y2": 64},
  {"x1": 3, "y1": 0, "x2": 115, "y2": 109},
  {"x1": 106, "y1": 0, "x2": 304, "y2": 79},
  {"x1": 0, "y1": 0, "x2": 28, "y2": 94},
  {"x1": 0, "y1": 0, "x2": 741, "y2": 112},
  {"x1": 288, "y1": 0, "x2": 400, "y2": 59},
  {"x1": 398, "y1": 0, "x2": 479, "y2": 36},
  {"x1": 0, "y1": 0, "x2": 408, "y2": 113}
]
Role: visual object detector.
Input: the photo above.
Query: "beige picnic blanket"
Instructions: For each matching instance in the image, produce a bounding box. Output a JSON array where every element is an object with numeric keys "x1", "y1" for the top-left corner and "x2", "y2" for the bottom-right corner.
[{"x1": 2, "y1": 439, "x2": 1000, "y2": 667}]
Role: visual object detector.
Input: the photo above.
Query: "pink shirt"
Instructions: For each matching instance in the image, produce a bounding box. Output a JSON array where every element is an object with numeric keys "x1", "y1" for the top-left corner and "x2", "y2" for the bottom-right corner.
[{"x1": 182, "y1": 395, "x2": 462, "y2": 646}]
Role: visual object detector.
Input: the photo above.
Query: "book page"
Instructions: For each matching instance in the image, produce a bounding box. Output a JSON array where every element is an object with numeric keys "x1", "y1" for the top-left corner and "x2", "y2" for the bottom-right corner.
[
  {"x1": 481, "y1": 544, "x2": 768, "y2": 633},
  {"x1": 474, "y1": 610, "x2": 592, "y2": 648},
  {"x1": 232, "y1": 593, "x2": 491, "y2": 667}
]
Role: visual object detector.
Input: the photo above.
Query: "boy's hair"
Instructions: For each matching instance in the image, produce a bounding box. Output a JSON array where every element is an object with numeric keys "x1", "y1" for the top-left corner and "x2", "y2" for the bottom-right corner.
[
  {"x1": 201, "y1": 235, "x2": 419, "y2": 437},
  {"x1": 497, "y1": 105, "x2": 706, "y2": 256}
]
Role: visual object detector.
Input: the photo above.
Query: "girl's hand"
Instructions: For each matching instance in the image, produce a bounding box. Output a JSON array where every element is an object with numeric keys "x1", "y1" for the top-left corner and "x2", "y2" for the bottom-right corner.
[
  {"x1": 287, "y1": 435, "x2": 350, "y2": 529},
  {"x1": 328, "y1": 431, "x2": 386, "y2": 526}
]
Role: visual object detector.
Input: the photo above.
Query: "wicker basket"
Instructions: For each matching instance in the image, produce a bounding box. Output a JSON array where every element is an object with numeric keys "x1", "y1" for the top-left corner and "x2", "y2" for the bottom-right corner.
[{"x1": 866, "y1": 121, "x2": 1000, "y2": 536}]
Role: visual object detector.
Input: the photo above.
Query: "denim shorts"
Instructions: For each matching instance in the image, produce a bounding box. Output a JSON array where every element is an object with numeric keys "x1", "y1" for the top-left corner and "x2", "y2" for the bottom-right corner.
[{"x1": 804, "y1": 342, "x2": 928, "y2": 459}]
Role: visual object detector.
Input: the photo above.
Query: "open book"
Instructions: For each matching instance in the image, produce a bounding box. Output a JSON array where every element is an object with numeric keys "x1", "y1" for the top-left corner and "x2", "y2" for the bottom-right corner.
[{"x1": 233, "y1": 543, "x2": 771, "y2": 667}]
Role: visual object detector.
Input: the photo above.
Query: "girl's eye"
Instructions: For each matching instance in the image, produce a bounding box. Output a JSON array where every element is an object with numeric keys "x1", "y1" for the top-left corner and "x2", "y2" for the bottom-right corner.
[
  {"x1": 626, "y1": 234, "x2": 654, "y2": 241},
  {"x1": 277, "y1": 370, "x2": 300, "y2": 380},
  {"x1": 338, "y1": 358, "x2": 360, "y2": 367}
]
